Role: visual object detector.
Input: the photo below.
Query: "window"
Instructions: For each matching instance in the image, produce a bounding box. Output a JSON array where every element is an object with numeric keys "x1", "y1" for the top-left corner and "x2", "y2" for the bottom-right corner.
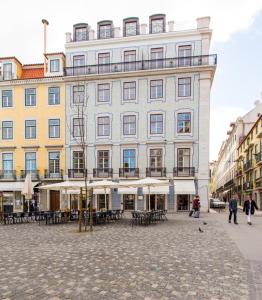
[
  {"x1": 123, "y1": 82, "x2": 136, "y2": 101},
  {"x1": 73, "y1": 55, "x2": 85, "y2": 75},
  {"x1": 178, "y1": 78, "x2": 191, "y2": 97},
  {"x1": 75, "y1": 27, "x2": 88, "y2": 41},
  {"x1": 123, "y1": 194, "x2": 135, "y2": 210},
  {"x1": 123, "y1": 149, "x2": 136, "y2": 168},
  {"x1": 177, "y1": 148, "x2": 190, "y2": 168},
  {"x1": 150, "y1": 18, "x2": 165, "y2": 33},
  {"x1": 177, "y1": 113, "x2": 191, "y2": 133},
  {"x1": 98, "y1": 84, "x2": 110, "y2": 102},
  {"x1": 150, "y1": 80, "x2": 163, "y2": 99},
  {"x1": 124, "y1": 50, "x2": 136, "y2": 71},
  {"x1": 98, "y1": 53, "x2": 110, "y2": 73},
  {"x1": 123, "y1": 115, "x2": 136, "y2": 135},
  {"x1": 48, "y1": 87, "x2": 60, "y2": 105},
  {"x1": 2, "y1": 121, "x2": 13, "y2": 140},
  {"x1": 73, "y1": 118, "x2": 84, "y2": 137},
  {"x1": 25, "y1": 120, "x2": 36, "y2": 139},
  {"x1": 50, "y1": 59, "x2": 60, "y2": 72},
  {"x1": 97, "y1": 150, "x2": 109, "y2": 168},
  {"x1": 49, "y1": 152, "x2": 60, "y2": 174},
  {"x1": 178, "y1": 45, "x2": 192, "y2": 66},
  {"x1": 150, "y1": 149, "x2": 163, "y2": 168},
  {"x1": 73, "y1": 151, "x2": 84, "y2": 170},
  {"x1": 2, "y1": 90, "x2": 13, "y2": 107},
  {"x1": 99, "y1": 24, "x2": 112, "y2": 39},
  {"x1": 124, "y1": 21, "x2": 138, "y2": 36},
  {"x1": 49, "y1": 119, "x2": 60, "y2": 138},
  {"x1": 2, "y1": 153, "x2": 13, "y2": 177},
  {"x1": 97, "y1": 116, "x2": 110, "y2": 136},
  {"x1": 3, "y1": 63, "x2": 12, "y2": 80},
  {"x1": 151, "y1": 48, "x2": 163, "y2": 69},
  {"x1": 150, "y1": 114, "x2": 163, "y2": 134},
  {"x1": 25, "y1": 152, "x2": 36, "y2": 171},
  {"x1": 25, "y1": 88, "x2": 36, "y2": 106},
  {"x1": 73, "y1": 85, "x2": 85, "y2": 104}
]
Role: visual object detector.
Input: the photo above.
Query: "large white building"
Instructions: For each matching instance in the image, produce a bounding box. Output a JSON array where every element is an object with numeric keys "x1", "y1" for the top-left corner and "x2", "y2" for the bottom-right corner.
[
  {"x1": 214, "y1": 100, "x2": 262, "y2": 201},
  {"x1": 63, "y1": 14, "x2": 216, "y2": 212}
]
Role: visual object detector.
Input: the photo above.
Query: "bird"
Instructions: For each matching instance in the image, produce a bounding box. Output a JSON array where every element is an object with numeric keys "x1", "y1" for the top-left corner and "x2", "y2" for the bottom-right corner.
[
  {"x1": 199, "y1": 227, "x2": 204, "y2": 233},
  {"x1": 203, "y1": 222, "x2": 207, "y2": 225}
]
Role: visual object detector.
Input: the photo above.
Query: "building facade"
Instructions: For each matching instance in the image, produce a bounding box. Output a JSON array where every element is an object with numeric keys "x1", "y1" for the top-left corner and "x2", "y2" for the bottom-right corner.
[
  {"x1": 0, "y1": 54, "x2": 66, "y2": 213},
  {"x1": 63, "y1": 14, "x2": 216, "y2": 212},
  {"x1": 236, "y1": 114, "x2": 262, "y2": 209},
  {"x1": 213, "y1": 100, "x2": 262, "y2": 203}
]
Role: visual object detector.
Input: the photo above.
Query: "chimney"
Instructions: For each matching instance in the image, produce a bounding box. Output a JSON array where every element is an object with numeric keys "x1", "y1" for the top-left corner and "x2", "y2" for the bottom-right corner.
[
  {"x1": 140, "y1": 24, "x2": 147, "y2": 34},
  {"x1": 196, "y1": 16, "x2": 210, "y2": 30},
  {"x1": 168, "y1": 21, "x2": 174, "y2": 32},
  {"x1": 65, "y1": 32, "x2": 72, "y2": 43},
  {"x1": 42, "y1": 19, "x2": 49, "y2": 74},
  {"x1": 114, "y1": 27, "x2": 121, "y2": 38},
  {"x1": 89, "y1": 29, "x2": 95, "y2": 40}
]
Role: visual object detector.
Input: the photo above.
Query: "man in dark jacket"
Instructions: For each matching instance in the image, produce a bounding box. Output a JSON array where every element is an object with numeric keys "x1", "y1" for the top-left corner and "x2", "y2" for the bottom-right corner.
[
  {"x1": 243, "y1": 194, "x2": 258, "y2": 225},
  {"x1": 228, "y1": 192, "x2": 238, "y2": 224}
]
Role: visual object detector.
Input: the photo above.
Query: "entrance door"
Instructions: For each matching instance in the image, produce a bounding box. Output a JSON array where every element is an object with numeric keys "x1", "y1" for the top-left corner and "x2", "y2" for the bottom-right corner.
[
  {"x1": 50, "y1": 191, "x2": 60, "y2": 211},
  {"x1": 177, "y1": 194, "x2": 189, "y2": 211}
]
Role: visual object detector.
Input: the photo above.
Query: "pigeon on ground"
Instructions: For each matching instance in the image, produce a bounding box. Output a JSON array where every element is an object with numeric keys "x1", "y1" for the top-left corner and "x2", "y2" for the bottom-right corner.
[
  {"x1": 199, "y1": 227, "x2": 204, "y2": 233},
  {"x1": 203, "y1": 222, "x2": 207, "y2": 225}
]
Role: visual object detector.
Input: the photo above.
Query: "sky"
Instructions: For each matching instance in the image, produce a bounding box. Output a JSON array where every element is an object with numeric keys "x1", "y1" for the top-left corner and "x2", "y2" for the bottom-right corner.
[{"x1": 1, "y1": 0, "x2": 262, "y2": 161}]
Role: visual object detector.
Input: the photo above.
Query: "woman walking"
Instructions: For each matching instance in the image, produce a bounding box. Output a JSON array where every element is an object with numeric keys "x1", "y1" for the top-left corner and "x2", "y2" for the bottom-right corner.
[{"x1": 243, "y1": 194, "x2": 258, "y2": 225}]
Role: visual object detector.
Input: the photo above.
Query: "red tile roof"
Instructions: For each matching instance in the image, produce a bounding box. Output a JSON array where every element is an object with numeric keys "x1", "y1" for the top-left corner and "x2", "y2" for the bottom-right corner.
[{"x1": 21, "y1": 67, "x2": 44, "y2": 79}]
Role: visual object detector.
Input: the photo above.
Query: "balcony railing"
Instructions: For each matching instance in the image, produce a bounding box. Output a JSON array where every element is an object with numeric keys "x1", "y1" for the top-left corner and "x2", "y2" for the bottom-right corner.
[
  {"x1": 173, "y1": 167, "x2": 195, "y2": 177},
  {"x1": 224, "y1": 179, "x2": 234, "y2": 188},
  {"x1": 65, "y1": 54, "x2": 217, "y2": 77},
  {"x1": 255, "y1": 177, "x2": 262, "y2": 188},
  {"x1": 243, "y1": 182, "x2": 253, "y2": 190},
  {"x1": 146, "y1": 167, "x2": 166, "y2": 177},
  {"x1": 68, "y1": 169, "x2": 87, "y2": 179},
  {"x1": 0, "y1": 170, "x2": 16, "y2": 180},
  {"x1": 255, "y1": 152, "x2": 262, "y2": 165},
  {"x1": 243, "y1": 160, "x2": 253, "y2": 172},
  {"x1": 93, "y1": 168, "x2": 113, "y2": 178},
  {"x1": 44, "y1": 169, "x2": 63, "y2": 180},
  {"x1": 20, "y1": 170, "x2": 39, "y2": 180},
  {"x1": 119, "y1": 168, "x2": 139, "y2": 178},
  {"x1": 235, "y1": 169, "x2": 242, "y2": 177}
]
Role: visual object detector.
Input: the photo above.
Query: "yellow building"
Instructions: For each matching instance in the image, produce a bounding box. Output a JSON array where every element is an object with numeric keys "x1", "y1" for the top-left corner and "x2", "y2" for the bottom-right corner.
[
  {"x1": 0, "y1": 53, "x2": 66, "y2": 213},
  {"x1": 236, "y1": 114, "x2": 262, "y2": 209}
]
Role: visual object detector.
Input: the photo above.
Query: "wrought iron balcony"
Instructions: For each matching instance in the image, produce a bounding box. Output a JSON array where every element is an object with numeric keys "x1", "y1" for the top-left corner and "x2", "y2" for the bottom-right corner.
[
  {"x1": 0, "y1": 170, "x2": 16, "y2": 180},
  {"x1": 119, "y1": 168, "x2": 139, "y2": 178},
  {"x1": 44, "y1": 169, "x2": 63, "y2": 180},
  {"x1": 65, "y1": 54, "x2": 217, "y2": 77},
  {"x1": 20, "y1": 170, "x2": 39, "y2": 180},
  {"x1": 235, "y1": 169, "x2": 242, "y2": 177},
  {"x1": 173, "y1": 167, "x2": 195, "y2": 177},
  {"x1": 255, "y1": 152, "x2": 262, "y2": 165},
  {"x1": 68, "y1": 169, "x2": 87, "y2": 179},
  {"x1": 255, "y1": 177, "x2": 262, "y2": 188},
  {"x1": 224, "y1": 179, "x2": 234, "y2": 188},
  {"x1": 93, "y1": 168, "x2": 113, "y2": 178},
  {"x1": 146, "y1": 167, "x2": 166, "y2": 177},
  {"x1": 243, "y1": 160, "x2": 253, "y2": 172},
  {"x1": 243, "y1": 182, "x2": 253, "y2": 190}
]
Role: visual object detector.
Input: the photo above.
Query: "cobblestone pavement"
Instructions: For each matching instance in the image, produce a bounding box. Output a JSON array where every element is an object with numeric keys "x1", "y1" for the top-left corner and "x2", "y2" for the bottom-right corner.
[{"x1": 0, "y1": 213, "x2": 251, "y2": 300}]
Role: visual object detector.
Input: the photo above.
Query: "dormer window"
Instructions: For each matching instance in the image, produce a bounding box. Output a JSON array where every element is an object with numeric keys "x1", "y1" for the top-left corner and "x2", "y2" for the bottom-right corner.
[
  {"x1": 123, "y1": 17, "x2": 139, "y2": 36},
  {"x1": 73, "y1": 23, "x2": 88, "y2": 42},
  {"x1": 3, "y1": 63, "x2": 12, "y2": 80},
  {"x1": 150, "y1": 14, "x2": 166, "y2": 34},
  {"x1": 98, "y1": 21, "x2": 113, "y2": 39},
  {"x1": 50, "y1": 59, "x2": 60, "y2": 72}
]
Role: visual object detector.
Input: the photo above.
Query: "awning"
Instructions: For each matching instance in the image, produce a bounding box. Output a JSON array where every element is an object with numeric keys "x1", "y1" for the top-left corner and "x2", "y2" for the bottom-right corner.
[
  {"x1": 174, "y1": 180, "x2": 195, "y2": 195},
  {"x1": 143, "y1": 186, "x2": 169, "y2": 194},
  {"x1": 118, "y1": 187, "x2": 138, "y2": 195},
  {"x1": 0, "y1": 182, "x2": 39, "y2": 192}
]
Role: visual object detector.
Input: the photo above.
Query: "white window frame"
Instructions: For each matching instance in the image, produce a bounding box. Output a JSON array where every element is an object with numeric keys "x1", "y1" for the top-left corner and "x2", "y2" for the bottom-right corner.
[{"x1": 147, "y1": 111, "x2": 165, "y2": 138}]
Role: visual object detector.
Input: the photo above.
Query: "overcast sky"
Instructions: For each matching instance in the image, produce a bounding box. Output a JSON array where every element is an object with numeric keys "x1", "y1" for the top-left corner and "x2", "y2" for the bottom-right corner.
[{"x1": 1, "y1": 0, "x2": 262, "y2": 160}]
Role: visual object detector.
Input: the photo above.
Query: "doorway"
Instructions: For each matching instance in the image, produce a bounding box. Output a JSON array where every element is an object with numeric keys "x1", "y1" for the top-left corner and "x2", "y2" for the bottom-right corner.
[
  {"x1": 177, "y1": 194, "x2": 190, "y2": 211},
  {"x1": 50, "y1": 190, "x2": 60, "y2": 211},
  {"x1": 146, "y1": 194, "x2": 165, "y2": 210}
]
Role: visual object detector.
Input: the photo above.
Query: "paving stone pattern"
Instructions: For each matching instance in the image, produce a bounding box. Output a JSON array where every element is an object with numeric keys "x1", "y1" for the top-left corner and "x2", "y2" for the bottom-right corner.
[{"x1": 0, "y1": 214, "x2": 250, "y2": 300}]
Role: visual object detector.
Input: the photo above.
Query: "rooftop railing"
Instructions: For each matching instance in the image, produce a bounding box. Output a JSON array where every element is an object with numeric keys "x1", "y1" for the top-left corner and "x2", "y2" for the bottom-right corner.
[{"x1": 65, "y1": 54, "x2": 217, "y2": 77}]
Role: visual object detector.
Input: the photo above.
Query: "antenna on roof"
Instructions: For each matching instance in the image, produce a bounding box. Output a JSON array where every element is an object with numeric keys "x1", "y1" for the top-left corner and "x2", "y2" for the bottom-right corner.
[{"x1": 42, "y1": 19, "x2": 49, "y2": 74}]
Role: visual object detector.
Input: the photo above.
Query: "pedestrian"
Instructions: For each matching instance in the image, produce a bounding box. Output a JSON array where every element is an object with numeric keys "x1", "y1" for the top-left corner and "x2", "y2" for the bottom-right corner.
[
  {"x1": 228, "y1": 192, "x2": 238, "y2": 224},
  {"x1": 243, "y1": 194, "x2": 258, "y2": 225},
  {"x1": 192, "y1": 195, "x2": 200, "y2": 218}
]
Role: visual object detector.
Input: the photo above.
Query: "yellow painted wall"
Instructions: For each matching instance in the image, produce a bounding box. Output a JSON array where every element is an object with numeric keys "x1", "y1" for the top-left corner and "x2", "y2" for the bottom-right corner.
[{"x1": 0, "y1": 79, "x2": 65, "y2": 178}]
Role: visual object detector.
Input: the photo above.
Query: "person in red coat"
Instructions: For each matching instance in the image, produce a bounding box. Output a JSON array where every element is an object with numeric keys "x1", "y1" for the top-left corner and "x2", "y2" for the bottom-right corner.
[{"x1": 243, "y1": 194, "x2": 258, "y2": 225}]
